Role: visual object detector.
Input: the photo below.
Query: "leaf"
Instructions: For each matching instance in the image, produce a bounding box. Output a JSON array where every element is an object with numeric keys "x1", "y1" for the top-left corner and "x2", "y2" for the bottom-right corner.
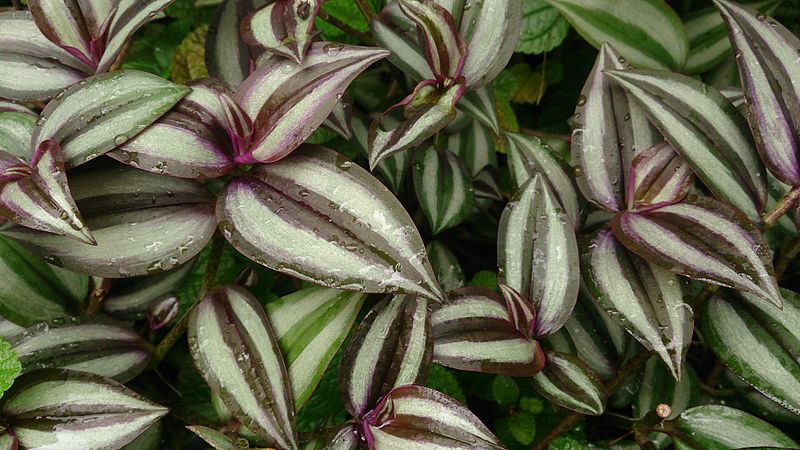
[
  {"x1": 0, "y1": 339, "x2": 21, "y2": 399},
  {"x1": 369, "y1": 80, "x2": 465, "y2": 169},
  {"x1": 397, "y1": 0, "x2": 467, "y2": 86},
  {"x1": 544, "y1": 0, "x2": 688, "y2": 70},
  {"x1": 102, "y1": 261, "x2": 195, "y2": 320},
  {"x1": 612, "y1": 196, "x2": 782, "y2": 307},
  {"x1": 715, "y1": 0, "x2": 800, "y2": 187},
  {"x1": 217, "y1": 145, "x2": 443, "y2": 301},
  {"x1": 9, "y1": 318, "x2": 151, "y2": 382},
  {"x1": 266, "y1": 286, "x2": 367, "y2": 411},
  {"x1": 323, "y1": 99, "x2": 353, "y2": 140},
  {"x1": 339, "y1": 296, "x2": 432, "y2": 418},
  {"x1": 633, "y1": 355, "x2": 699, "y2": 419},
  {"x1": 188, "y1": 285, "x2": 297, "y2": 450},
  {"x1": 319, "y1": 424, "x2": 359, "y2": 450},
  {"x1": 582, "y1": 228, "x2": 693, "y2": 379},
  {"x1": 507, "y1": 131, "x2": 580, "y2": 228},
  {"x1": 627, "y1": 142, "x2": 694, "y2": 211},
  {"x1": 362, "y1": 385, "x2": 504, "y2": 449},
  {"x1": 205, "y1": 0, "x2": 266, "y2": 89},
  {"x1": 669, "y1": 405, "x2": 799, "y2": 449},
  {"x1": 0, "y1": 112, "x2": 36, "y2": 161},
  {"x1": 683, "y1": 0, "x2": 782, "y2": 74},
  {"x1": 32, "y1": 70, "x2": 190, "y2": 169},
  {"x1": 606, "y1": 69, "x2": 766, "y2": 220},
  {"x1": 701, "y1": 289, "x2": 800, "y2": 415},
  {"x1": 447, "y1": 120, "x2": 497, "y2": 176},
  {"x1": 1, "y1": 161, "x2": 216, "y2": 278},
  {"x1": 2, "y1": 369, "x2": 168, "y2": 450},
  {"x1": 27, "y1": 0, "x2": 96, "y2": 68},
  {"x1": 0, "y1": 10, "x2": 91, "y2": 101},
  {"x1": 431, "y1": 287, "x2": 545, "y2": 377},
  {"x1": 531, "y1": 351, "x2": 605, "y2": 415},
  {"x1": 498, "y1": 173, "x2": 579, "y2": 337},
  {"x1": 0, "y1": 141, "x2": 94, "y2": 243},
  {"x1": 516, "y1": 0, "x2": 570, "y2": 54},
  {"x1": 426, "y1": 241, "x2": 465, "y2": 292},
  {"x1": 371, "y1": 5, "x2": 434, "y2": 83},
  {"x1": 458, "y1": 87, "x2": 501, "y2": 135},
  {"x1": 187, "y1": 425, "x2": 238, "y2": 450},
  {"x1": 413, "y1": 147, "x2": 474, "y2": 234},
  {"x1": 241, "y1": 0, "x2": 322, "y2": 63},
  {"x1": 351, "y1": 116, "x2": 410, "y2": 193},
  {"x1": 0, "y1": 236, "x2": 87, "y2": 327},
  {"x1": 571, "y1": 43, "x2": 660, "y2": 213},
  {"x1": 234, "y1": 42, "x2": 388, "y2": 164}
]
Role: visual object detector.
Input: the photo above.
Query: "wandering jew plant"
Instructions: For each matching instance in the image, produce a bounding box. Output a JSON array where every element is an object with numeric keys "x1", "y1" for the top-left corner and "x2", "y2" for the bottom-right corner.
[{"x1": 1, "y1": 0, "x2": 800, "y2": 448}]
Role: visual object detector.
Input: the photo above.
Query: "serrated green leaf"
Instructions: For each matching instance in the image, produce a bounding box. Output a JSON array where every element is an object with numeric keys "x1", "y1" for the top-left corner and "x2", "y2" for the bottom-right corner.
[
  {"x1": 0, "y1": 339, "x2": 20, "y2": 399},
  {"x1": 517, "y1": 0, "x2": 569, "y2": 54}
]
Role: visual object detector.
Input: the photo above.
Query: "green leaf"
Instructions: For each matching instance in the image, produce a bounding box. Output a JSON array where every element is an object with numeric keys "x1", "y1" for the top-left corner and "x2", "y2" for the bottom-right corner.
[
  {"x1": 492, "y1": 376, "x2": 521, "y2": 406},
  {"x1": 0, "y1": 339, "x2": 20, "y2": 399},
  {"x1": 508, "y1": 411, "x2": 537, "y2": 445},
  {"x1": 516, "y1": 0, "x2": 570, "y2": 54},
  {"x1": 425, "y1": 364, "x2": 466, "y2": 404}
]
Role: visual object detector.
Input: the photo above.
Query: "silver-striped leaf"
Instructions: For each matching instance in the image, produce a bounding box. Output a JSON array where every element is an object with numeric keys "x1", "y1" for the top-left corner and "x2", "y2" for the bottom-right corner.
[
  {"x1": 633, "y1": 355, "x2": 699, "y2": 420},
  {"x1": 582, "y1": 228, "x2": 692, "y2": 379},
  {"x1": 217, "y1": 145, "x2": 443, "y2": 301},
  {"x1": 31, "y1": 70, "x2": 190, "y2": 169},
  {"x1": 0, "y1": 112, "x2": 36, "y2": 161},
  {"x1": 233, "y1": 43, "x2": 388, "y2": 164},
  {"x1": 1, "y1": 369, "x2": 168, "y2": 450},
  {"x1": 0, "y1": 236, "x2": 88, "y2": 327},
  {"x1": 716, "y1": 0, "x2": 800, "y2": 187},
  {"x1": 187, "y1": 425, "x2": 238, "y2": 450},
  {"x1": 612, "y1": 196, "x2": 782, "y2": 307},
  {"x1": 266, "y1": 286, "x2": 367, "y2": 411},
  {"x1": 371, "y1": 4, "x2": 434, "y2": 83},
  {"x1": 447, "y1": 120, "x2": 497, "y2": 176},
  {"x1": 606, "y1": 69, "x2": 766, "y2": 220},
  {"x1": 412, "y1": 147, "x2": 474, "y2": 235},
  {"x1": 241, "y1": 0, "x2": 322, "y2": 64},
  {"x1": 701, "y1": 289, "x2": 800, "y2": 415},
  {"x1": 1, "y1": 160, "x2": 216, "y2": 278},
  {"x1": 628, "y1": 142, "x2": 694, "y2": 211},
  {"x1": 9, "y1": 318, "x2": 151, "y2": 382},
  {"x1": 102, "y1": 262, "x2": 195, "y2": 320},
  {"x1": 458, "y1": 87, "x2": 501, "y2": 134},
  {"x1": 363, "y1": 385, "x2": 504, "y2": 449},
  {"x1": 205, "y1": 0, "x2": 267, "y2": 89},
  {"x1": 544, "y1": 0, "x2": 688, "y2": 70},
  {"x1": 426, "y1": 241, "x2": 465, "y2": 292},
  {"x1": 351, "y1": 116, "x2": 410, "y2": 194},
  {"x1": 507, "y1": 131, "x2": 580, "y2": 228},
  {"x1": 188, "y1": 285, "x2": 297, "y2": 450},
  {"x1": 571, "y1": 43, "x2": 661, "y2": 213},
  {"x1": 431, "y1": 287, "x2": 545, "y2": 377},
  {"x1": 27, "y1": 0, "x2": 99, "y2": 69},
  {"x1": 339, "y1": 295, "x2": 432, "y2": 418},
  {"x1": 319, "y1": 424, "x2": 359, "y2": 450},
  {"x1": 531, "y1": 351, "x2": 605, "y2": 415},
  {"x1": 669, "y1": 405, "x2": 799, "y2": 450},
  {"x1": 498, "y1": 173, "x2": 579, "y2": 337}
]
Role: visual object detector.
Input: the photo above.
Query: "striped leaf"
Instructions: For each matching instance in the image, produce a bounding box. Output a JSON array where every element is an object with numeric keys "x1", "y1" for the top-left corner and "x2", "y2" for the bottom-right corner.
[
  {"x1": 633, "y1": 355, "x2": 699, "y2": 419},
  {"x1": 701, "y1": 289, "x2": 800, "y2": 415},
  {"x1": 507, "y1": 131, "x2": 580, "y2": 228},
  {"x1": 571, "y1": 43, "x2": 661, "y2": 213},
  {"x1": 447, "y1": 120, "x2": 497, "y2": 176},
  {"x1": 716, "y1": 0, "x2": 800, "y2": 187},
  {"x1": 0, "y1": 432, "x2": 17, "y2": 450},
  {"x1": 606, "y1": 69, "x2": 766, "y2": 220},
  {"x1": 241, "y1": 0, "x2": 321, "y2": 64},
  {"x1": 369, "y1": 81, "x2": 465, "y2": 169},
  {"x1": 362, "y1": 385, "x2": 504, "y2": 449},
  {"x1": 188, "y1": 285, "x2": 297, "y2": 450},
  {"x1": 0, "y1": 10, "x2": 91, "y2": 101},
  {"x1": 217, "y1": 146, "x2": 443, "y2": 301},
  {"x1": 544, "y1": 0, "x2": 687, "y2": 70},
  {"x1": 9, "y1": 318, "x2": 151, "y2": 382},
  {"x1": 413, "y1": 147, "x2": 474, "y2": 234},
  {"x1": 669, "y1": 405, "x2": 799, "y2": 449},
  {"x1": 187, "y1": 426, "x2": 238, "y2": 450},
  {"x1": 1, "y1": 161, "x2": 216, "y2": 278},
  {"x1": 0, "y1": 101, "x2": 35, "y2": 115},
  {"x1": 74, "y1": 0, "x2": 114, "y2": 39},
  {"x1": 531, "y1": 351, "x2": 605, "y2": 415},
  {"x1": 612, "y1": 196, "x2": 782, "y2": 307},
  {"x1": 458, "y1": 87, "x2": 500, "y2": 134},
  {"x1": 0, "y1": 141, "x2": 94, "y2": 243},
  {"x1": 102, "y1": 262, "x2": 195, "y2": 320},
  {"x1": 319, "y1": 424, "x2": 359, "y2": 450},
  {"x1": 371, "y1": 4, "x2": 434, "y2": 83},
  {"x1": 627, "y1": 142, "x2": 694, "y2": 211},
  {"x1": 147, "y1": 295, "x2": 179, "y2": 331},
  {"x1": 397, "y1": 0, "x2": 467, "y2": 87},
  {"x1": 1, "y1": 369, "x2": 168, "y2": 450},
  {"x1": 431, "y1": 287, "x2": 545, "y2": 377},
  {"x1": 32, "y1": 70, "x2": 190, "y2": 169},
  {"x1": 111, "y1": 79, "x2": 242, "y2": 179},
  {"x1": 498, "y1": 173, "x2": 579, "y2": 337},
  {"x1": 683, "y1": 0, "x2": 782, "y2": 74},
  {"x1": 351, "y1": 116, "x2": 410, "y2": 193},
  {"x1": 266, "y1": 286, "x2": 367, "y2": 410},
  {"x1": 206, "y1": 0, "x2": 267, "y2": 89},
  {"x1": 582, "y1": 228, "x2": 692, "y2": 379},
  {"x1": 0, "y1": 112, "x2": 36, "y2": 161},
  {"x1": 426, "y1": 241, "x2": 465, "y2": 292},
  {"x1": 339, "y1": 296, "x2": 432, "y2": 418},
  {"x1": 323, "y1": 99, "x2": 352, "y2": 140},
  {"x1": 725, "y1": 371, "x2": 800, "y2": 425},
  {"x1": 27, "y1": 0, "x2": 97, "y2": 68},
  {"x1": 0, "y1": 236, "x2": 87, "y2": 327},
  {"x1": 233, "y1": 43, "x2": 388, "y2": 164}
]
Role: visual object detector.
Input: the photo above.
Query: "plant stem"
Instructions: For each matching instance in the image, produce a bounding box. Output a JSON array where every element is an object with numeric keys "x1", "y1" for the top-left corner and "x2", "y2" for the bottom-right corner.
[
  {"x1": 150, "y1": 236, "x2": 225, "y2": 366},
  {"x1": 85, "y1": 278, "x2": 111, "y2": 315},
  {"x1": 532, "y1": 351, "x2": 652, "y2": 450},
  {"x1": 355, "y1": 0, "x2": 376, "y2": 21},
  {"x1": 764, "y1": 185, "x2": 800, "y2": 229},
  {"x1": 776, "y1": 237, "x2": 800, "y2": 278},
  {"x1": 317, "y1": 10, "x2": 374, "y2": 44}
]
